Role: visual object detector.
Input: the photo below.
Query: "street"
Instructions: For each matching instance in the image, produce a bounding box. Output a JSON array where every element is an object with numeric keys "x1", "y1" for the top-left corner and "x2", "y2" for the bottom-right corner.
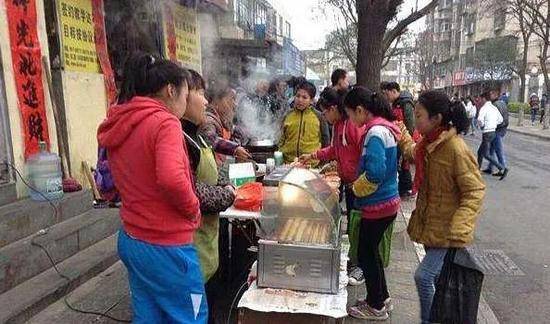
[{"x1": 465, "y1": 131, "x2": 550, "y2": 323}]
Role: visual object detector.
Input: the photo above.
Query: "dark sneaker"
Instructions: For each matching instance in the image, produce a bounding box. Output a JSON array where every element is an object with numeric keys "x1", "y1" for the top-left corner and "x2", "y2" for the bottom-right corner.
[
  {"x1": 481, "y1": 169, "x2": 493, "y2": 175},
  {"x1": 356, "y1": 297, "x2": 393, "y2": 313},
  {"x1": 348, "y1": 267, "x2": 365, "y2": 286},
  {"x1": 348, "y1": 302, "x2": 388, "y2": 320},
  {"x1": 499, "y1": 168, "x2": 509, "y2": 181},
  {"x1": 492, "y1": 171, "x2": 504, "y2": 177}
]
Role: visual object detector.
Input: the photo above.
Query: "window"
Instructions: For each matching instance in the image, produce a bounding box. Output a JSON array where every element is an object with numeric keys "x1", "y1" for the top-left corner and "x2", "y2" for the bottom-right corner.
[
  {"x1": 441, "y1": 21, "x2": 450, "y2": 32},
  {"x1": 255, "y1": 2, "x2": 267, "y2": 25},
  {"x1": 237, "y1": 0, "x2": 253, "y2": 29},
  {"x1": 285, "y1": 21, "x2": 291, "y2": 38},
  {"x1": 494, "y1": 9, "x2": 506, "y2": 31},
  {"x1": 464, "y1": 14, "x2": 475, "y2": 35},
  {"x1": 440, "y1": 0, "x2": 452, "y2": 8},
  {"x1": 279, "y1": 15, "x2": 283, "y2": 36}
]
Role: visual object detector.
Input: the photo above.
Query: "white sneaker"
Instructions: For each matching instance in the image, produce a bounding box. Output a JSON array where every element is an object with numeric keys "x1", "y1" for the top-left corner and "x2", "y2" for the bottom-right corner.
[{"x1": 347, "y1": 267, "x2": 365, "y2": 286}]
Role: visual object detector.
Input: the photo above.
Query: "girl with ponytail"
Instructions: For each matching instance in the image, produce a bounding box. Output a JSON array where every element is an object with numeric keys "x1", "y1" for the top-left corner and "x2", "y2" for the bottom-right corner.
[
  {"x1": 398, "y1": 90, "x2": 486, "y2": 323},
  {"x1": 344, "y1": 86, "x2": 401, "y2": 320},
  {"x1": 98, "y1": 52, "x2": 208, "y2": 322}
]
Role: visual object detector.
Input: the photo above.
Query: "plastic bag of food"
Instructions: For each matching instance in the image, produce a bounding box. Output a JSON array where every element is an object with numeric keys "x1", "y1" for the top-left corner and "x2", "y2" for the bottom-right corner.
[{"x1": 234, "y1": 182, "x2": 264, "y2": 212}]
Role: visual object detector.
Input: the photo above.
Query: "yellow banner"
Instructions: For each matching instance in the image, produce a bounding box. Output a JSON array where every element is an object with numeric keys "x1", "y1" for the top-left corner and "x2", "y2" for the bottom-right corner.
[
  {"x1": 164, "y1": 2, "x2": 202, "y2": 73},
  {"x1": 57, "y1": 0, "x2": 100, "y2": 73}
]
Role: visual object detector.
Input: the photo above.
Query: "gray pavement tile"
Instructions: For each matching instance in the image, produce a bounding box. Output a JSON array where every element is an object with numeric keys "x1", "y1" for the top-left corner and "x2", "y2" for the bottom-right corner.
[{"x1": 385, "y1": 260, "x2": 418, "y2": 274}]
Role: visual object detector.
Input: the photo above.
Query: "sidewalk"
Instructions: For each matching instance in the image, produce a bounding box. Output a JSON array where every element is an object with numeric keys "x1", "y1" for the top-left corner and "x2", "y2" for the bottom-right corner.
[
  {"x1": 507, "y1": 115, "x2": 550, "y2": 141},
  {"x1": 346, "y1": 199, "x2": 498, "y2": 324},
  {"x1": 27, "y1": 202, "x2": 499, "y2": 323}
]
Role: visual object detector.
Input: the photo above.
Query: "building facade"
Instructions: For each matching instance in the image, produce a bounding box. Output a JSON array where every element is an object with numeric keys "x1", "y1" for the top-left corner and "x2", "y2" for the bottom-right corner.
[{"x1": 423, "y1": 0, "x2": 546, "y2": 101}]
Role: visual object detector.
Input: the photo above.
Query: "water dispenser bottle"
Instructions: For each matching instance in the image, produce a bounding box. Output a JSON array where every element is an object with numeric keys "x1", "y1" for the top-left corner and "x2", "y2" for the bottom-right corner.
[{"x1": 27, "y1": 141, "x2": 63, "y2": 201}]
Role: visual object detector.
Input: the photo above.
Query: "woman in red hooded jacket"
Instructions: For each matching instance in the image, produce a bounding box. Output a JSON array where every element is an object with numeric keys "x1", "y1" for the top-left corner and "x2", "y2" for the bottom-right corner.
[{"x1": 97, "y1": 52, "x2": 207, "y2": 323}]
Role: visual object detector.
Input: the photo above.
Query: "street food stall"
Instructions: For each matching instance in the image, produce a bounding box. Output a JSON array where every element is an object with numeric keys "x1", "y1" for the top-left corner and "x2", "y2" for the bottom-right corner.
[{"x1": 220, "y1": 163, "x2": 348, "y2": 323}]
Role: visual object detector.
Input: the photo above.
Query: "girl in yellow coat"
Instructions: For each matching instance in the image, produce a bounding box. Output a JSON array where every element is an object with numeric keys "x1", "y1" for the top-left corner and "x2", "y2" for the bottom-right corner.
[{"x1": 398, "y1": 90, "x2": 486, "y2": 323}]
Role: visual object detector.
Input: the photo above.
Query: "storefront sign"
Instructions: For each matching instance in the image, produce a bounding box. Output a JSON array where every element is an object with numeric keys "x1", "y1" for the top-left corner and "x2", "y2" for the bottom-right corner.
[
  {"x1": 57, "y1": 0, "x2": 100, "y2": 73},
  {"x1": 5, "y1": 0, "x2": 51, "y2": 158},
  {"x1": 91, "y1": 0, "x2": 117, "y2": 105},
  {"x1": 163, "y1": 1, "x2": 202, "y2": 72},
  {"x1": 453, "y1": 70, "x2": 465, "y2": 86}
]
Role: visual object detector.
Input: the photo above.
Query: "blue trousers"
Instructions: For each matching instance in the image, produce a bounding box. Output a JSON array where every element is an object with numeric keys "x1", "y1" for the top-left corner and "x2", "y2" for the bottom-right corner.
[
  {"x1": 488, "y1": 129, "x2": 507, "y2": 172},
  {"x1": 118, "y1": 230, "x2": 208, "y2": 324},
  {"x1": 414, "y1": 247, "x2": 448, "y2": 324}
]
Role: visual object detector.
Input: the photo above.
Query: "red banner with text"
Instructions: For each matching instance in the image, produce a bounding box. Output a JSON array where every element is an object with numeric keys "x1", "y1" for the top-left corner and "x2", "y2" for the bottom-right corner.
[{"x1": 5, "y1": 0, "x2": 51, "y2": 158}]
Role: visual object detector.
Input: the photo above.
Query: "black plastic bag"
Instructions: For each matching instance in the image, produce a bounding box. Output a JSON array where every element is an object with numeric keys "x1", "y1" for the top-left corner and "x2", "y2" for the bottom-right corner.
[{"x1": 430, "y1": 247, "x2": 484, "y2": 324}]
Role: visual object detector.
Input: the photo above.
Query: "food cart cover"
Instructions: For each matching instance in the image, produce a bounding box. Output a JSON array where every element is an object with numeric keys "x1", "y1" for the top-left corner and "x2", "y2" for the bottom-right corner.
[{"x1": 238, "y1": 248, "x2": 349, "y2": 318}]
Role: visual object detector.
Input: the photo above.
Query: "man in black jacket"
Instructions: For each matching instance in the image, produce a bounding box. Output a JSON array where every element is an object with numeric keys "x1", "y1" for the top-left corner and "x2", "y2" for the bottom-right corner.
[{"x1": 483, "y1": 87, "x2": 509, "y2": 177}]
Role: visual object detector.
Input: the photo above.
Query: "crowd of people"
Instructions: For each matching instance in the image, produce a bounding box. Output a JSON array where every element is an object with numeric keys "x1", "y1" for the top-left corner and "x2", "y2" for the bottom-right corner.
[{"x1": 97, "y1": 52, "x2": 494, "y2": 323}]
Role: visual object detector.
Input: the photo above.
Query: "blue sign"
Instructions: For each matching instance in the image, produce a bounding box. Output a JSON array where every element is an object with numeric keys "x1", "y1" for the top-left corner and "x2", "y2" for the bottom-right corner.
[{"x1": 283, "y1": 37, "x2": 305, "y2": 76}]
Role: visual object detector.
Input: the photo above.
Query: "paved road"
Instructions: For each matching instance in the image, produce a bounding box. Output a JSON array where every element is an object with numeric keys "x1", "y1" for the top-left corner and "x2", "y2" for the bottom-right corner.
[{"x1": 465, "y1": 131, "x2": 550, "y2": 324}]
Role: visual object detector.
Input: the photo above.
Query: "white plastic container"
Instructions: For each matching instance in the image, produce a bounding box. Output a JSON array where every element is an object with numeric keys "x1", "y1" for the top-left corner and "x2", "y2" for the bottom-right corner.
[{"x1": 26, "y1": 141, "x2": 63, "y2": 201}]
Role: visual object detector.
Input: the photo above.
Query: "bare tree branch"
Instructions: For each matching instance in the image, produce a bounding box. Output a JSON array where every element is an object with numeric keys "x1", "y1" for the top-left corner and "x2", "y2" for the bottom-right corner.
[
  {"x1": 383, "y1": 0, "x2": 438, "y2": 51},
  {"x1": 381, "y1": 35, "x2": 401, "y2": 68}
]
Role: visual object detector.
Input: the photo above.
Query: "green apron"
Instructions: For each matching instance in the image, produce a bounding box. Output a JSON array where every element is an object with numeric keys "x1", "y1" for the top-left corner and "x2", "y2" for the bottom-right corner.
[{"x1": 184, "y1": 133, "x2": 220, "y2": 281}]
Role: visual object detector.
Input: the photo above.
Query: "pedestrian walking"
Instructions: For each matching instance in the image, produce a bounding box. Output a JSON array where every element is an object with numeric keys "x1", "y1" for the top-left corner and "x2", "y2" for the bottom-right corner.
[
  {"x1": 345, "y1": 86, "x2": 401, "y2": 321},
  {"x1": 485, "y1": 87, "x2": 509, "y2": 177},
  {"x1": 97, "y1": 52, "x2": 208, "y2": 323},
  {"x1": 464, "y1": 96, "x2": 477, "y2": 135},
  {"x1": 397, "y1": 91, "x2": 486, "y2": 324},
  {"x1": 299, "y1": 87, "x2": 367, "y2": 286},
  {"x1": 529, "y1": 93, "x2": 540, "y2": 126},
  {"x1": 477, "y1": 92, "x2": 508, "y2": 180},
  {"x1": 381, "y1": 81, "x2": 415, "y2": 197}
]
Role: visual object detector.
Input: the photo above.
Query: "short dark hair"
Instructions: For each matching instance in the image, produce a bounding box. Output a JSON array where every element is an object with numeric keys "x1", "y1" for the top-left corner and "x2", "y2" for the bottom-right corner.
[
  {"x1": 187, "y1": 69, "x2": 205, "y2": 91},
  {"x1": 287, "y1": 76, "x2": 307, "y2": 89},
  {"x1": 331, "y1": 69, "x2": 347, "y2": 86},
  {"x1": 118, "y1": 51, "x2": 190, "y2": 104},
  {"x1": 380, "y1": 81, "x2": 400, "y2": 92},
  {"x1": 296, "y1": 81, "x2": 316, "y2": 99},
  {"x1": 344, "y1": 86, "x2": 395, "y2": 121}
]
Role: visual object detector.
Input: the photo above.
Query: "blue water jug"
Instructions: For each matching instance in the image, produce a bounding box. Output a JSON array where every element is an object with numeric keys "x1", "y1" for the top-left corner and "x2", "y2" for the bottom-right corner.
[{"x1": 27, "y1": 141, "x2": 63, "y2": 201}]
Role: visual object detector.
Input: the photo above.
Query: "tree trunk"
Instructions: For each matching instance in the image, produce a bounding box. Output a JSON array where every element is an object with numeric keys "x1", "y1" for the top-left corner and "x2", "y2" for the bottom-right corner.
[
  {"x1": 518, "y1": 37, "x2": 530, "y2": 126},
  {"x1": 519, "y1": 38, "x2": 530, "y2": 103},
  {"x1": 356, "y1": 1, "x2": 387, "y2": 89}
]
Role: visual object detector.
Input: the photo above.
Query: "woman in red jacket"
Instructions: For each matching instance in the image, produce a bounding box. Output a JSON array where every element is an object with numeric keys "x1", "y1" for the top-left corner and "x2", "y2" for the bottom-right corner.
[
  {"x1": 300, "y1": 87, "x2": 367, "y2": 286},
  {"x1": 97, "y1": 52, "x2": 207, "y2": 323}
]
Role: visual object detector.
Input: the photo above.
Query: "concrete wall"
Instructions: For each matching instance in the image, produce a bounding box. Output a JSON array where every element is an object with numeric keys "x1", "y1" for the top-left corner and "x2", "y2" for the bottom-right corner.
[
  {"x1": 0, "y1": 0, "x2": 107, "y2": 198},
  {"x1": 0, "y1": 0, "x2": 59, "y2": 198},
  {"x1": 60, "y1": 71, "x2": 107, "y2": 186}
]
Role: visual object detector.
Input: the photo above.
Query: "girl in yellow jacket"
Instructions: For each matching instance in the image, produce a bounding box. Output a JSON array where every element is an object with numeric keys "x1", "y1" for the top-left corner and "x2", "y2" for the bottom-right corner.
[
  {"x1": 398, "y1": 91, "x2": 485, "y2": 324},
  {"x1": 279, "y1": 81, "x2": 329, "y2": 163}
]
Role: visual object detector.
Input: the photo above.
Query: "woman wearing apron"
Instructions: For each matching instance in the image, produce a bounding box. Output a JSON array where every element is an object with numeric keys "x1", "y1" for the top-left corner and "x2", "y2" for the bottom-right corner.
[{"x1": 182, "y1": 70, "x2": 236, "y2": 323}]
